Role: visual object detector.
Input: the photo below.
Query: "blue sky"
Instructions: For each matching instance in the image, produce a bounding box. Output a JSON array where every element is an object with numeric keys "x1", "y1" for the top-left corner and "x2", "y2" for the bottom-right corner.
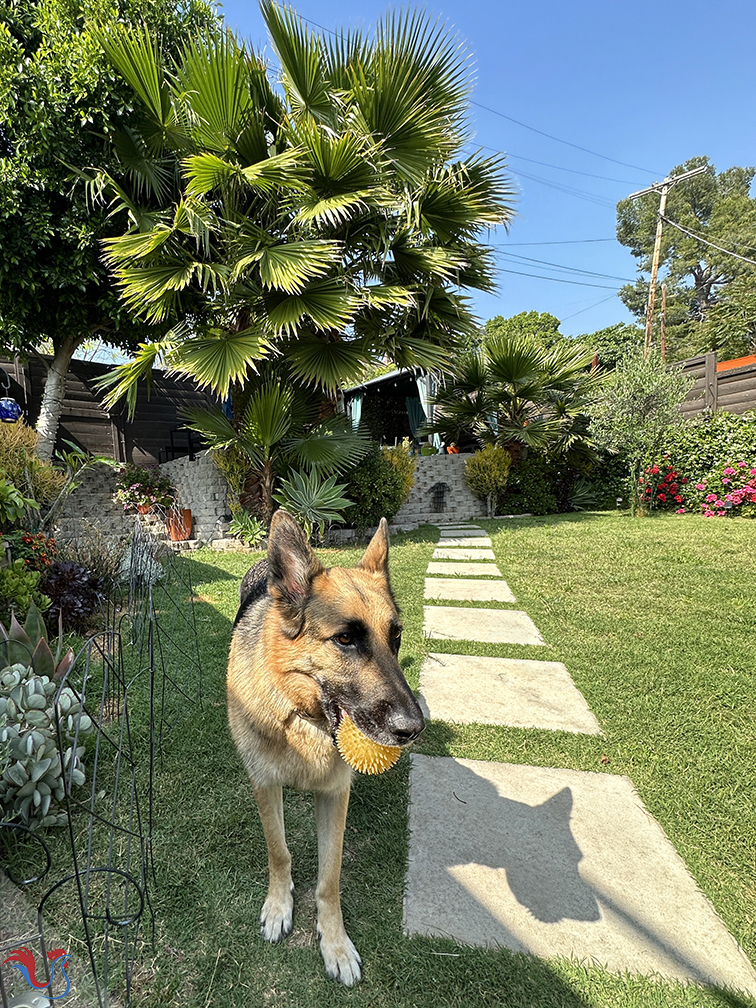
[{"x1": 214, "y1": 0, "x2": 756, "y2": 337}]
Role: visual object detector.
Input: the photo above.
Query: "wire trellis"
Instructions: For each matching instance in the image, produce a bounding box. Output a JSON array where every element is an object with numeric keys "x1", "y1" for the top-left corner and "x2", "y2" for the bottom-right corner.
[{"x1": 0, "y1": 519, "x2": 202, "y2": 1007}]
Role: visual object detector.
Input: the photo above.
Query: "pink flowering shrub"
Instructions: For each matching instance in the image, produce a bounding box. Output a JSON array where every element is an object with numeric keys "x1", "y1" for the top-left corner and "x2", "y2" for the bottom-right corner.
[{"x1": 694, "y1": 461, "x2": 756, "y2": 518}]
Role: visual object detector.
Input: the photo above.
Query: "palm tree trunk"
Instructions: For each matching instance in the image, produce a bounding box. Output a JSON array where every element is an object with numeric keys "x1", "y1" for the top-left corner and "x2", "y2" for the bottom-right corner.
[
  {"x1": 36, "y1": 333, "x2": 82, "y2": 462},
  {"x1": 259, "y1": 459, "x2": 275, "y2": 526}
]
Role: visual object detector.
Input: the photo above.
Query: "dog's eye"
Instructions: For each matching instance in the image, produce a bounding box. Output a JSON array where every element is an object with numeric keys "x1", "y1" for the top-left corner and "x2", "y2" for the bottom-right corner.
[{"x1": 334, "y1": 632, "x2": 354, "y2": 647}]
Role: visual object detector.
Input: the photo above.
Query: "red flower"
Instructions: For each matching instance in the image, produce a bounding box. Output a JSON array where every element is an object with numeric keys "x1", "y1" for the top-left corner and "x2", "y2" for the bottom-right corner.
[
  {"x1": 657, "y1": 493, "x2": 667, "y2": 501},
  {"x1": 674, "y1": 496, "x2": 683, "y2": 503}
]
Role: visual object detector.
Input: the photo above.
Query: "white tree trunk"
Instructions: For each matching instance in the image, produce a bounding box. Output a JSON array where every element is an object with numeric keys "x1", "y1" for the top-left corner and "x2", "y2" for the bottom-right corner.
[{"x1": 35, "y1": 334, "x2": 81, "y2": 462}]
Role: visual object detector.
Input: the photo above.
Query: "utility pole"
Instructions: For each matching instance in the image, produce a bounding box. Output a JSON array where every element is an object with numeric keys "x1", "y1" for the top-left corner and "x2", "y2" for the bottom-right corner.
[
  {"x1": 660, "y1": 282, "x2": 667, "y2": 362},
  {"x1": 627, "y1": 165, "x2": 707, "y2": 358}
]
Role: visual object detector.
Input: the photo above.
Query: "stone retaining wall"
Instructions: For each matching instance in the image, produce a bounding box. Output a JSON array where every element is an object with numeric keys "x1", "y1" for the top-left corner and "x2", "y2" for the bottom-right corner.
[
  {"x1": 55, "y1": 466, "x2": 132, "y2": 540},
  {"x1": 159, "y1": 451, "x2": 230, "y2": 541},
  {"x1": 393, "y1": 453, "x2": 485, "y2": 525}
]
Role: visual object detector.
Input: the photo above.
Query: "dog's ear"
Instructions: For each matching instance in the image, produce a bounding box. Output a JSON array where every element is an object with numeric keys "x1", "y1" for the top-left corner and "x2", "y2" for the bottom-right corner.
[
  {"x1": 358, "y1": 517, "x2": 389, "y2": 575},
  {"x1": 267, "y1": 510, "x2": 324, "y2": 626}
]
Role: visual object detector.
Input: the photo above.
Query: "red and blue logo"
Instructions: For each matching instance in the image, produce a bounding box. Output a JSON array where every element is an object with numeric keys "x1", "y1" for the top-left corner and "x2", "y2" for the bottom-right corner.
[{"x1": 2, "y1": 946, "x2": 72, "y2": 1000}]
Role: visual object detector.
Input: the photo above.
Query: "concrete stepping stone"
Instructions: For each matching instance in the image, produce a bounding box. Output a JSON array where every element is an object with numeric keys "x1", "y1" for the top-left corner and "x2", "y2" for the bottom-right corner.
[
  {"x1": 427, "y1": 562, "x2": 503, "y2": 577},
  {"x1": 437, "y1": 537, "x2": 493, "y2": 547},
  {"x1": 424, "y1": 606, "x2": 545, "y2": 645},
  {"x1": 419, "y1": 653, "x2": 602, "y2": 734},
  {"x1": 405, "y1": 756, "x2": 756, "y2": 998},
  {"x1": 433, "y1": 548, "x2": 496, "y2": 560},
  {"x1": 424, "y1": 578, "x2": 515, "y2": 602},
  {"x1": 435, "y1": 528, "x2": 488, "y2": 536}
]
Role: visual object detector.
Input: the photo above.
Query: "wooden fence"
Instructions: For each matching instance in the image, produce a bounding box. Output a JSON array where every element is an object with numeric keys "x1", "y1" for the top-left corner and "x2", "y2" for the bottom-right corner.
[
  {"x1": 678, "y1": 352, "x2": 756, "y2": 419},
  {"x1": 0, "y1": 356, "x2": 212, "y2": 464}
]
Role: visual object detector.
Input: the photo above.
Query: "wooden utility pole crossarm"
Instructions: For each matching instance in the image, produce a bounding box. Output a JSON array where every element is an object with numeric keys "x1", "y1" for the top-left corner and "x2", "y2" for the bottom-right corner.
[{"x1": 626, "y1": 165, "x2": 707, "y2": 359}]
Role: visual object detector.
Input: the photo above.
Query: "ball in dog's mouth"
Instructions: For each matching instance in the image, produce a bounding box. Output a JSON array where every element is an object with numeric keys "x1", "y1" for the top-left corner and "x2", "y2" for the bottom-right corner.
[{"x1": 335, "y1": 712, "x2": 401, "y2": 775}]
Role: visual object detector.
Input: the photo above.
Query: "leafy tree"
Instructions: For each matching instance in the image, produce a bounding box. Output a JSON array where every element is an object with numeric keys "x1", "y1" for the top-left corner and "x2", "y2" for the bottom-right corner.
[
  {"x1": 589, "y1": 351, "x2": 692, "y2": 515},
  {"x1": 427, "y1": 334, "x2": 605, "y2": 464},
  {"x1": 616, "y1": 156, "x2": 756, "y2": 362},
  {"x1": 484, "y1": 311, "x2": 564, "y2": 347},
  {"x1": 0, "y1": 0, "x2": 217, "y2": 459},
  {"x1": 93, "y1": 4, "x2": 515, "y2": 410},
  {"x1": 578, "y1": 322, "x2": 644, "y2": 369}
]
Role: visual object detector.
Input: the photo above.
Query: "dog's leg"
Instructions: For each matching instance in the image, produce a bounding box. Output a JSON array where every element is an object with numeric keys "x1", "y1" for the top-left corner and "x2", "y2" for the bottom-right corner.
[
  {"x1": 253, "y1": 783, "x2": 294, "y2": 942},
  {"x1": 314, "y1": 785, "x2": 362, "y2": 986}
]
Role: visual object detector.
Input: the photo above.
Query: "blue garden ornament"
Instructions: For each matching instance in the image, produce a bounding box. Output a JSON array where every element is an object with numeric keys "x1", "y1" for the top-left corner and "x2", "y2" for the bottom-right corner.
[{"x1": 0, "y1": 369, "x2": 22, "y2": 422}]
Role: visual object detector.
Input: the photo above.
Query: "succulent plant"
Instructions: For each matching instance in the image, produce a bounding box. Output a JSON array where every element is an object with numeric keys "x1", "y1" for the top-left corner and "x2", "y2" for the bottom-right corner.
[
  {"x1": 0, "y1": 663, "x2": 94, "y2": 828},
  {"x1": 0, "y1": 603, "x2": 86, "y2": 828},
  {"x1": 0, "y1": 558, "x2": 51, "y2": 624}
]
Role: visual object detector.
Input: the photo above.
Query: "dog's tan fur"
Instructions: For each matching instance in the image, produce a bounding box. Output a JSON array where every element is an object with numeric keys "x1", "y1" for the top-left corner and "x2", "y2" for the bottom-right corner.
[{"x1": 227, "y1": 510, "x2": 424, "y2": 985}]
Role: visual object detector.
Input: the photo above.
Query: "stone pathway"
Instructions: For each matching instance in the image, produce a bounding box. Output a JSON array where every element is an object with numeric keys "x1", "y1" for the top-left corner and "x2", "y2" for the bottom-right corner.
[{"x1": 404, "y1": 523, "x2": 756, "y2": 998}]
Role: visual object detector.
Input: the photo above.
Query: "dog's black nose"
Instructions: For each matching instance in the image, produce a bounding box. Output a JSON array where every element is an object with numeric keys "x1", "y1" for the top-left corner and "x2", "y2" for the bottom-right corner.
[{"x1": 386, "y1": 707, "x2": 425, "y2": 745}]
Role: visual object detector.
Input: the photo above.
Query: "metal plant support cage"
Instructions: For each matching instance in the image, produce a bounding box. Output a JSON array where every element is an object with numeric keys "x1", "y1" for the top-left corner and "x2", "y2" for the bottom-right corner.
[{"x1": 0, "y1": 520, "x2": 202, "y2": 1007}]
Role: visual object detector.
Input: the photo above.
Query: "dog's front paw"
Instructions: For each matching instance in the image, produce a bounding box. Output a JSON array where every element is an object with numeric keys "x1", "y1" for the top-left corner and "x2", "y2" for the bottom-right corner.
[
  {"x1": 319, "y1": 931, "x2": 362, "y2": 986},
  {"x1": 260, "y1": 891, "x2": 294, "y2": 942}
]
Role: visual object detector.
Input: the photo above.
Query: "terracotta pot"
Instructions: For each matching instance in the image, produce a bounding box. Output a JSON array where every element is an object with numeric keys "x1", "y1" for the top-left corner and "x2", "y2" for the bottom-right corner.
[
  {"x1": 137, "y1": 504, "x2": 153, "y2": 515},
  {"x1": 167, "y1": 508, "x2": 192, "y2": 542}
]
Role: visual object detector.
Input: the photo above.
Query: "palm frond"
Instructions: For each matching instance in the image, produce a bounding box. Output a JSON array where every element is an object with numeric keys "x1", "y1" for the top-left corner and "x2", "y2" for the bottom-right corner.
[
  {"x1": 240, "y1": 384, "x2": 294, "y2": 450},
  {"x1": 257, "y1": 240, "x2": 342, "y2": 293},
  {"x1": 261, "y1": 1, "x2": 334, "y2": 123},
  {"x1": 98, "y1": 25, "x2": 174, "y2": 138},
  {"x1": 285, "y1": 415, "x2": 370, "y2": 474},
  {"x1": 168, "y1": 326, "x2": 272, "y2": 396},
  {"x1": 112, "y1": 126, "x2": 176, "y2": 203},
  {"x1": 94, "y1": 328, "x2": 185, "y2": 416},
  {"x1": 263, "y1": 279, "x2": 357, "y2": 335},
  {"x1": 284, "y1": 333, "x2": 370, "y2": 391}
]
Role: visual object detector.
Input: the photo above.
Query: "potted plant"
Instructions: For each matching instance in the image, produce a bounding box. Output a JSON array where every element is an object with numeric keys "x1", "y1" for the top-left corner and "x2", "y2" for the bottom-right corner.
[
  {"x1": 166, "y1": 505, "x2": 193, "y2": 542},
  {"x1": 114, "y1": 464, "x2": 176, "y2": 514}
]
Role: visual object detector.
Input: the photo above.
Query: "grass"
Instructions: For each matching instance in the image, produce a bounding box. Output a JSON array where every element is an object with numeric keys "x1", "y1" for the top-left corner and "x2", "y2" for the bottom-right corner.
[{"x1": 23, "y1": 513, "x2": 756, "y2": 1007}]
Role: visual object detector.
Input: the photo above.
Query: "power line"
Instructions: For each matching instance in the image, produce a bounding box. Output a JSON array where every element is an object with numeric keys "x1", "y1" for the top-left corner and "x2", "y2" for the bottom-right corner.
[
  {"x1": 660, "y1": 216, "x2": 756, "y2": 266},
  {"x1": 494, "y1": 265, "x2": 621, "y2": 290},
  {"x1": 494, "y1": 249, "x2": 634, "y2": 283},
  {"x1": 560, "y1": 294, "x2": 621, "y2": 322},
  {"x1": 471, "y1": 101, "x2": 661, "y2": 176},
  {"x1": 512, "y1": 167, "x2": 616, "y2": 208},
  {"x1": 491, "y1": 239, "x2": 615, "y2": 246},
  {"x1": 476, "y1": 143, "x2": 636, "y2": 184}
]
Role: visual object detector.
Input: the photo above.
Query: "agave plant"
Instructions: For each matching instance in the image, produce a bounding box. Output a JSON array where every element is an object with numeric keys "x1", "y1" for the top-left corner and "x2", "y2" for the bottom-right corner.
[
  {"x1": 272, "y1": 471, "x2": 353, "y2": 541},
  {"x1": 91, "y1": 4, "x2": 515, "y2": 412}
]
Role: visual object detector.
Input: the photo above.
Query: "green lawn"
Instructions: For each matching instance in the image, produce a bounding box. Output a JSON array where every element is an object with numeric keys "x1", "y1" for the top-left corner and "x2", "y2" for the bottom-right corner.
[{"x1": 134, "y1": 513, "x2": 755, "y2": 1007}]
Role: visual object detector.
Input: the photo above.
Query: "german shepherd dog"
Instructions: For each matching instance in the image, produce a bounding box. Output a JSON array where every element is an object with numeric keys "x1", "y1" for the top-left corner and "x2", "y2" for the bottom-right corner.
[{"x1": 227, "y1": 510, "x2": 425, "y2": 985}]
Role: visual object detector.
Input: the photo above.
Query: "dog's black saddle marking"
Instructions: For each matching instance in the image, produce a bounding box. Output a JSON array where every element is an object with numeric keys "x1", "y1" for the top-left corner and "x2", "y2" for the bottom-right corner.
[{"x1": 235, "y1": 559, "x2": 270, "y2": 628}]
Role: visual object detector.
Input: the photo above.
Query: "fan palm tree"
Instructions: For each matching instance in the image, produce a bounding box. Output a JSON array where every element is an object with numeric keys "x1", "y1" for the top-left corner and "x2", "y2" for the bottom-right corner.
[
  {"x1": 427, "y1": 335, "x2": 607, "y2": 464},
  {"x1": 182, "y1": 366, "x2": 369, "y2": 521},
  {"x1": 92, "y1": 2, "x2": 515, "y2": 409}
]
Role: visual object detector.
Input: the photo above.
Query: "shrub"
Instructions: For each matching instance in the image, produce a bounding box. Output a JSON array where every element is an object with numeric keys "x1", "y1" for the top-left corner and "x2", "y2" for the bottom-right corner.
[
  {"x1": 587, "y1": 451, "x2": 633, "y2": 510},
  {"x1": 661, "y1": 411, "x2": 756, "y2": 486},
  {"x1": 637, "y1": 459, "x2": 689, "y2": 512},
  {"x1": 40, "y1": 562, "x2": 105, "y2": 632},
  {"x1": 342, "y1": 445, "x2": 407, "y2": 530},
  {"x1": 114, "y1": 464, "x2": 176, "y2": 512},
  {"x1": 0, "y1": 478, "x2": 38, "y2": 528},
  {"x1": 502, "y1": 454, "x2": 558, "y2": 515},
  {"x1": 5, "y1": 531, "x2": 58, "y2": 572},
  {"x1": 0, "y1": 561, "x2": 51, "y2": 624},
  {"x1": 693, "y1": 461, "x2": 756, "y2": 518},
  {"x1": 55, "y1": 521, "x2": 129, "y2": 593},
  {"x1": 464, "y1": 446, "x2": 512, "y2": 514},
  {"x1": 382, "y1": 440, "x2": 415, "y2": 504},
  {"x1": 0, "y1": 422, "x2": 66, "y2": 508}
]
